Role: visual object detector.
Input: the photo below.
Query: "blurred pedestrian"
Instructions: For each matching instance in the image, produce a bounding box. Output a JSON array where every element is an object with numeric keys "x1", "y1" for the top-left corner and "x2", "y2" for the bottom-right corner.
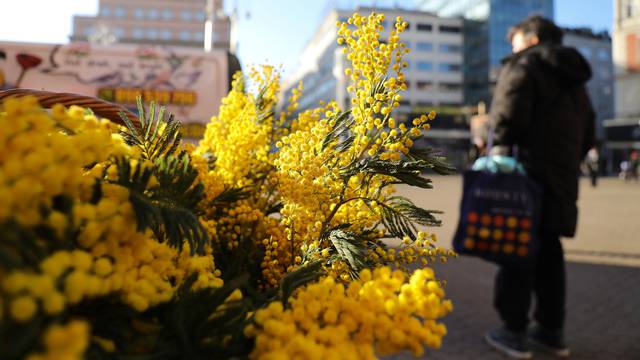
[
  {"x1": 482, "y1": 16, "x2": 595, "y2": 359},
  {"x1": 469, "y1": 102, "x2": 490, "y2": 163},
  {"x1": 586, "y1": 148, "x2": 599, "y2": 187},
  {"x1": 629, "y1": 151, "x2": 639, "y2": 181}
]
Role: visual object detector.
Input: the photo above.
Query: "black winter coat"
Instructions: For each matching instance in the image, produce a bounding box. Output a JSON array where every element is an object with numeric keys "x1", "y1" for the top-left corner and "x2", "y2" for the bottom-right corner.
[{"x1": 488, "y1": 43, "x2": 596, "y2": 237}]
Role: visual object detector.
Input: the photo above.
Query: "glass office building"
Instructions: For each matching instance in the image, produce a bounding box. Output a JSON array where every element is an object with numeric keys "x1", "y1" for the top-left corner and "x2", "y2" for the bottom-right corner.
[{"x1": 417, "y1": 0, "x2": 554, "y2": 105}]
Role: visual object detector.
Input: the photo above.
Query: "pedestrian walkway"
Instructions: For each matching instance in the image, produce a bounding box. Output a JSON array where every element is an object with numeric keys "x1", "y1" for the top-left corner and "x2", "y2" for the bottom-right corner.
[
  {"x1": 394, "y1": 258, "x2": 640, "y2": 359},
  {"x1": 387, "y1": 176, "x2": 640, "y2": 359}
]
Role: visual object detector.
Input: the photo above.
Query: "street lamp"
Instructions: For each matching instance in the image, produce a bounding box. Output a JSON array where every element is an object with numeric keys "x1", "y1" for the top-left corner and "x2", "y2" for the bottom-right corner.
[{"x1": 204, "y1": 0, "x2": 214, "y2": 52}]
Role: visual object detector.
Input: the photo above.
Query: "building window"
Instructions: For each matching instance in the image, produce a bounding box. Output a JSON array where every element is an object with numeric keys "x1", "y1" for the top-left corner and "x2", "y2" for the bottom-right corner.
[
  {"x1": 181, "y1": 10, "x2": 193, "y2": 21},
  {"x1": 83, "y1": 26, "x2": 94, "y2": 37},
  {"x1": 132, "y1": 28, "x2": 144, "y2": 39},
  {"x1": 416, "y1": 42, "x2": 433, "y2": 52},
  {"x1": 439, "y1": 43, "x2": 462, "y2": 53},
  {"x1": 162, "y1": 9, "x2": 173, "y2": 20},
  {"x1": 195, "y1": 11, "x2": 206, "y2": 22},
  {"x1": 147, "y1": 29, "x2": 158, "y2": 39},
  {"x1": 148, "y1": 9, "x2": 159, "y2": 20},
  {"x1": 133, "y1": 8, "x2": 145, "y2": 19},
  {"x1": 416, "y1": 23, "x2": 432, "y2": 31},
  {"x1": 597, "y1": 49, "x2": 610, "y2": 60},
  {"x1": 114, "y1": 7, "x2": 126, "y2": 18},
  {"x1": 113, "y1": 27, "x2": 125, "y2": 38},
  {"x1": 161, "y1": 29, "x2": 172, "y2": 40},
  {"x1": 439, "y1": 82, "x2": 462, "y2": 91},
  {"x1": 417, "y1": 62, "x2": 433, "y2": 71},
  {"x1": 578, "y1": 46, "x2": 592, "y2": 58},
  {"x1": 193, "y1": 31, "x2": 204, "y2": 41},
  {"x1": 439, "y1": 25, "x2": 461, "y2": 34},
  {"x1": 600, "y1": 68, "x2": 611, "y2": 79},
  {"x1": 624, "y1": 0, "x2": 636, "y2": 18},
  {"x1": 416, "y1": 81, "x2": 433, "y2": 90},
  {"x1": 439, "y1": 63, "x2": 461, "y2": 72},
  {"x1": 100, "y1": 5, "x2": 111, "y2": 17},
  {"x1": 180, "y1": 30, "x2": 191, "y2": 41}
]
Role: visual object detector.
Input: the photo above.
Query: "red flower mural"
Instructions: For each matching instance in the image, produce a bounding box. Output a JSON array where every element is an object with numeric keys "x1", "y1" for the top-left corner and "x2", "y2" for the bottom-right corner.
[{"x1": 15, "y1": 53, "x2": 42, "y2": 87}]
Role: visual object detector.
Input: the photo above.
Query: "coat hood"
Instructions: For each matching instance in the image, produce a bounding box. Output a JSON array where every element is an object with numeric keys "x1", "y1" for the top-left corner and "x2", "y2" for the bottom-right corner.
[{"x1": 504, "y1": 43, "x2": 592, "y2": 85}]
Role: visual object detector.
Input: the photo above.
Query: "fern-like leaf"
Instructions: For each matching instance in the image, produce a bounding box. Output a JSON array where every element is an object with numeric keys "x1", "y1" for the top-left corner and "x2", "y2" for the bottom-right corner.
[
  {"x1": 379, "y1": 196, "x2": 442, "y2": 240},
  {"x1": 407, "y1": 146, "x2": 457, "y2": 175},
  {"x1": 279, "y1": 260, "x2": 323, "y2": 304},
  {"x1": 110, "y1": 155, "x2": 207, "y2": 253},
  {"x1": 327, "y1": 229, "x2": 366, "y2": 271},
  {"x1": 119, "y1": 97, "x2": 182, "y2": 161},
  {"x1": 342, "y1": 158, "x2": 434, "y2": 188},
  {"x1": 321, "y1": 110, "x2": 354, "y2": 151},
  {"x1": 151, "y1": 274, "x2": 252, "y2": 359}
]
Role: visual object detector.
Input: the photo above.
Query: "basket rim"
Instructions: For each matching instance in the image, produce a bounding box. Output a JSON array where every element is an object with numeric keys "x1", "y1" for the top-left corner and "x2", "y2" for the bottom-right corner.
[{"x1": 0, "y1": 88, "x2": 139, "y2": 125}]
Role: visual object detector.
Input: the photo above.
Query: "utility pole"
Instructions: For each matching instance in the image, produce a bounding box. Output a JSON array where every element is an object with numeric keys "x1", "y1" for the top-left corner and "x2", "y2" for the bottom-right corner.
[
  {"x1": 204, "y1": 0, "x2": 214, "y2": 52},
  {"x1": 229, "y1": 0, "x2": 238, "y2": 54}
]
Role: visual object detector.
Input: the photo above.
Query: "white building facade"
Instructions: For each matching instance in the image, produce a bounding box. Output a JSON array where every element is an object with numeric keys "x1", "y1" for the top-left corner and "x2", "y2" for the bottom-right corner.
[
  {"x1": 282, "y1": 7, "x2": 464, "y2": 117},
  {"x1": 613, "y1": 0, "x2": 640, "y2": 117},
  {"x1": 603, "y1": 0, "x2": 640, "y2": 170}
]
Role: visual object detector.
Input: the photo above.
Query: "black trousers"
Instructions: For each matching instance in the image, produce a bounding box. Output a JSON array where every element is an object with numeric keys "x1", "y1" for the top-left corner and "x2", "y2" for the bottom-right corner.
[{"x1": 494, "y1": 232, "x2": 566, "y2": 333}]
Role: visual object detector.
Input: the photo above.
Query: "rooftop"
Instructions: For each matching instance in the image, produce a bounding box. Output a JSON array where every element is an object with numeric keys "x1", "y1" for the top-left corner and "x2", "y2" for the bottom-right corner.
[{"x1": 563, "y1": 27, "x2": 611, "y2": 40}]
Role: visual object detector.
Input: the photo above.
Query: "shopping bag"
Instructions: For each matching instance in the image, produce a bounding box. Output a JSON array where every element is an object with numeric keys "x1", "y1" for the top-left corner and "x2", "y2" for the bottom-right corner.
[{"x1": 452, "y1": 156, "x2": 542, "y2": 267}]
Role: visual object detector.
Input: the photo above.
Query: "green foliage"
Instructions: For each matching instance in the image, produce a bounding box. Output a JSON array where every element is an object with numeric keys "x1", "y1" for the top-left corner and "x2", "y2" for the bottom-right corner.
[
  {"x1": 255, "y1": 84, "x2": 276, "y2": 125},
  {"x1": 321, "y1": 110, "x2": 354, "y2": 152},
  {"x1": 208, "y1": 187, "x2": 251, "y2": 217},
  {"x1": 119, "y1": 97, "x2": 182, "y2": 161},
  {"x1": 0, "y1": 194, "x2": 78, "y2": 271},
  {"x1": 0, "y1": 316, "x2": 46, "y2": 360},
  {"x1": 111, "y1": 97, "x2": 209, "y2": 253},
  {"x1": 151, "y1": 275, "x2": 253, "y2": 359},
  {"x1": 0, "y1": 220, "x2": 47, "y2": 271},
  {"x1": 327, "y1": 229, "x2": 366, "y2": 272},
  {"x1": 109, "y1": 156, "x2": 207, "y2": 254},
  {"x1": 279, "y1": 261, "x2": 323, "y2": 305},
  {"x1": 379, "y1": 196, "x2": 442, "y2": 240},
  {"x1": 407, "y1": 147, "x2": 457, "y2": 175},
  {"x1": 342, "y1": 158, "x2": 435, "y2": 189}
]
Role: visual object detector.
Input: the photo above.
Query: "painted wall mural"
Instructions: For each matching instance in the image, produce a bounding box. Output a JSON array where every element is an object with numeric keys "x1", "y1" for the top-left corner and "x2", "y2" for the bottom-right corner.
[{"x1": 0, "y1": 42, "x2": 229, "y2": 130}]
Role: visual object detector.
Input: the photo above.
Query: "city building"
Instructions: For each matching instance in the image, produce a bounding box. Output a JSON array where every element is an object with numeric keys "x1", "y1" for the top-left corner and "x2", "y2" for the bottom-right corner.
[
  {"x1": 563, "y1": 28, "x2": 614, "y2": 142},
  {"x1": 416, "y1": 0, "x2": 554, "y2": 105},
  {"x1": 71, "y1": 0, "x2": 230, "y2": 50},
  {"x1": 282, "y1": 6, "x2": 470, "y2": 168},
  {"x1": 283, "y1": 7, "x2": 464, "y2": 115},
  {"x1": 605, "y1": 0, "x2": 640, "y2": 172}
]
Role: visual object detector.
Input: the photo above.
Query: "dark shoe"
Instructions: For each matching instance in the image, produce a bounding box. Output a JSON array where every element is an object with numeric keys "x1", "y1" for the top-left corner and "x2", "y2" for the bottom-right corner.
[
  {"x1": 485, "y1": 328, "x2": 533, "y2": 359},
  {"x1": 528, "y1": 326, "x2": 570, "y2": 357}
]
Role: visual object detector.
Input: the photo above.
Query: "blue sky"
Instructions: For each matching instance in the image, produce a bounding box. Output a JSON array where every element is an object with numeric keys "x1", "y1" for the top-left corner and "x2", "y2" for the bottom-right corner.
[{"x1": 0, "y1": 0, "x2": 613, "y2": 76}]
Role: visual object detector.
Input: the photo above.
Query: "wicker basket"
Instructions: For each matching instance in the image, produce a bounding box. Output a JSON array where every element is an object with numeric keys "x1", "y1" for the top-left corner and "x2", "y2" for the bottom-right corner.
[{"x1": 0, "y1": 88, "x2": 139, "y2": 125}]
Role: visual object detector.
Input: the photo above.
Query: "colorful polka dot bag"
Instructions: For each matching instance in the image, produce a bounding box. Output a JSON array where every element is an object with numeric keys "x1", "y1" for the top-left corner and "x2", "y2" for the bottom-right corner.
[{"x1": 452, "y1": 169, "x2": 542, "y2": 266}]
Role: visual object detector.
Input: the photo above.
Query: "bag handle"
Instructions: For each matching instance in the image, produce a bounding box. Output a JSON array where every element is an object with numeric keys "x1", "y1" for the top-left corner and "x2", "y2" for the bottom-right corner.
[{"x1": 486, "y1": 126, "x2": 519, "y2": 160}]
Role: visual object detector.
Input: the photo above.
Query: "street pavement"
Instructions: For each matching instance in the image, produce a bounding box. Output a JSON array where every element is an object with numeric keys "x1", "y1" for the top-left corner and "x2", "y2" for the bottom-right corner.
[{"x1": 387, "y1": 176, "x2": 640, "y2": 360}]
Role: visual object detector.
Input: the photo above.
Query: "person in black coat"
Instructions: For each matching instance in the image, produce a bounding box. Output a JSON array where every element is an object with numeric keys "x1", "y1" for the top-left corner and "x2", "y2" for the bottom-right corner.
[{"x1": 483, "y1": 16, "x2": 595, "y2": 359}]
